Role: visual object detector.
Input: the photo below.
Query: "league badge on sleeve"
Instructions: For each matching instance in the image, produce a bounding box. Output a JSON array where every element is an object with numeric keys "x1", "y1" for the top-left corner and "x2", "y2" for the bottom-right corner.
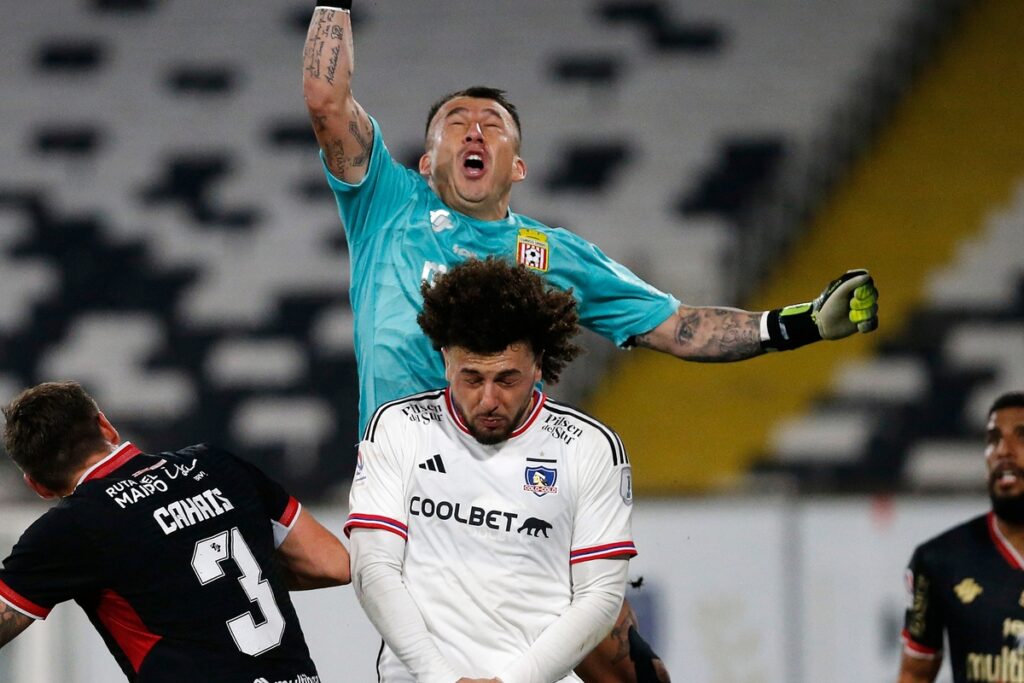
[
  {"x1": 353, "y1": 448, "x2": 367, "y2": 485},
  {"x1": 524, "y1": 465, "x2": 558, "y2": 496},
  {"x1": 516, "y1": 228, "x2": 549, "y2": 272},
  {"x1": 620, "y1": 467, "x2": 633, "y2": 505}
]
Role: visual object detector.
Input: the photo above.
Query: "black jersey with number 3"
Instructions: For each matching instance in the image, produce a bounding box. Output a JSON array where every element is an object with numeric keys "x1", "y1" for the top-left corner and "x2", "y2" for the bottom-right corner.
[
  {"x1": 0, "y1": 442, "x2": 320, "y2": 682},
  {"x1": 903, "y1": 512, "x2": 1024, "y2": 683}
]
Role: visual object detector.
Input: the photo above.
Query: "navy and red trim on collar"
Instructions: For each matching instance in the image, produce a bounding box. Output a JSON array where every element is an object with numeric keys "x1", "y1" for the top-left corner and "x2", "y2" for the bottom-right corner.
[{"x1": 443, "y1": 388, "x2": 546, "y2": 439}]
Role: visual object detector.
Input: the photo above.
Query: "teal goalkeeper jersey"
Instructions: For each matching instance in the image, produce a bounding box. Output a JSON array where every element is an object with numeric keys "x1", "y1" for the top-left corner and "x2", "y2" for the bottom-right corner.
[{"x1": 323, "y1": 117, "x2": 681, "y2": 436}]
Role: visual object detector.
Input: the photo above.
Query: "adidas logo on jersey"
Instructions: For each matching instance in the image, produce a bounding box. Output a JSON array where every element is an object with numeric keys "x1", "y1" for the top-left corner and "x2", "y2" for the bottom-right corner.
[{"x1": 418, "y1": 454, "x2": 446, "y2": 473}]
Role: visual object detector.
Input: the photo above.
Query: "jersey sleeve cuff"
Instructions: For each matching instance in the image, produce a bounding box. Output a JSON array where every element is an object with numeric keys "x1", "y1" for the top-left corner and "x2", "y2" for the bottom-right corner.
[
  {"x1": 272, "y1": 497, "x2": 301, "y2": 548},
  {"x1": 570, "y1": 541, "x2": 637, "y2": 564},
  {"x1": 344, "y1": 513, "x2": 409, "y2": 541},
  {"x1": 617, "y1": 297, "x2": 681, "y2": 349},
  {"x1": 901, "y1": 629, "x2": 940, "y2": 659},
  {"x1": 0, "y1": 578, "x2": 51, "y2": 620}
]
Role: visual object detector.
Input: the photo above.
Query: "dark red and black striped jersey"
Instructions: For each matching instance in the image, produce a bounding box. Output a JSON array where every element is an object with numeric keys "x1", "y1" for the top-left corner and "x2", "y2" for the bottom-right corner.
[
  {"x1": 902, "y1": 512, "x2": 1024, "y2": 683},
  {"x1": 0, "y1": 442, "x2": 320, "y2": 682}
]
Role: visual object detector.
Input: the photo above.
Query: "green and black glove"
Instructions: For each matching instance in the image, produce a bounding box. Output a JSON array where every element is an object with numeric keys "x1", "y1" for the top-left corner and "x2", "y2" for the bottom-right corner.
[{"x1": 762, "y1": 269, "x2": 878, "y2": 351}]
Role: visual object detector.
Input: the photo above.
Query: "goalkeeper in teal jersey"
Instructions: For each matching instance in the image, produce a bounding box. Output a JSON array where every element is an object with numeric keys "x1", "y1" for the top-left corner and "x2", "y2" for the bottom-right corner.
[
  {"x1": 320, "y1": 109, "x2": 680, "y2": 436},
  {"x1": 303, "y1": 5, "x2": 877, "y2": 683}
]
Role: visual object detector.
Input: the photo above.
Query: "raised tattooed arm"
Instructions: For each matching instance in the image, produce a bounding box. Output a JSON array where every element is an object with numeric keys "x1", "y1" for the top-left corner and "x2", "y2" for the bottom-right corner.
[
  {"x1": 0, "y1": 601, "x2": 33, "y2": 648},
  {"x1": 302, "y1": 6, "x2": 374, "y2": 184},
  {"x1": 635, "y1": 305, "x2": 764, "y2": 362}
]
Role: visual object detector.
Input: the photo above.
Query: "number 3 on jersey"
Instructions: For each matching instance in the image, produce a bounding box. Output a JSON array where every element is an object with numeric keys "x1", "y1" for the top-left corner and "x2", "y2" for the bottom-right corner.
[{"x1": 191, "y1": 527, "x2": 285, "y2": 656}]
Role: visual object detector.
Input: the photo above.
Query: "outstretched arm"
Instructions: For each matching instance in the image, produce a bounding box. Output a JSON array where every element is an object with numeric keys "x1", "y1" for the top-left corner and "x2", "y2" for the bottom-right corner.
[
  {"x1": 0, "y1": 601, "x2": 33, "y2": 648},
  {"x1": 302, "y1": 2, "x2": 374, "y2": 184},
  {"x1": 636, "y1": 269, "x2": 879, "y2": 361},
  {"x1": 635, "y1": 305, "x2": 763, "y2": 361},
  {"x1": 276, "y1": 507, "x2": 351, "y2": 590}
]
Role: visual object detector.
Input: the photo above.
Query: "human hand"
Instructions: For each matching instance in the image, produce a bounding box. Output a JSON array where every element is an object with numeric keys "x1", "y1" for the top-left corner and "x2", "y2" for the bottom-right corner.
[{"x1": 812, "y1": 269, "x2": 879, "y2": 338}]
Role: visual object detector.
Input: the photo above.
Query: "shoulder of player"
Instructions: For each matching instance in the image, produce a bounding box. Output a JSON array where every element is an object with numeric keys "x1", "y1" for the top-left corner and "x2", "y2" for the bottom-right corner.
[
  {"x1": 21, "y1": 497, "x2": 103, "y2": 547},
  {"x1": 539, "y1": 398, "x2": 628, "y2": 465},
  {"x1": 362, "y1": 388, "x2": 448, "y2": 442},
  {"x1": 155, "y1": 443, "x2": 241, "y2": 470},
  {"x1": 914, "y1": 513, "x2": 989, "y2": 562}
]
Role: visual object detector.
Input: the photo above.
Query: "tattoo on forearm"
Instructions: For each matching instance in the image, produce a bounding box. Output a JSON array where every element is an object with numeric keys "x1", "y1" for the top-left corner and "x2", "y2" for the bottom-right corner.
[
  {"x1": 674, "y1": 310, "x2": 700, "y2": 346},
  {"x1": 608, "y1": 605, "x2": 638, "y2": 665},
  {"x1": 637, "y1": 307, "x2": 762, "y2": 360},
  {"x1": 0, "y1": 602, "x2": 32, "y2": 647},
  {"x1": 684, "y1": 307, "x2": 761, "y2": 360},
  {"x1": 304, "y1": 10, "x2": 345, "y2": 82},
  {"x1": 349, "y1": 120, "x2": 372, "y2": 167}
]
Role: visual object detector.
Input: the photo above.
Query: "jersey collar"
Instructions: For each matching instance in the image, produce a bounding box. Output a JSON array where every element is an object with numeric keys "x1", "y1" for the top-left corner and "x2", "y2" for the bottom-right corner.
[
  {"x1": 987, "y1": 511, "x2": 1024, "y2": 570},
  {"x1": 74, "y1": 442, "x2": 143, "y2": 491},
  {"x1": 444, "y1": 388, "x2": 546, "y2": 440}
]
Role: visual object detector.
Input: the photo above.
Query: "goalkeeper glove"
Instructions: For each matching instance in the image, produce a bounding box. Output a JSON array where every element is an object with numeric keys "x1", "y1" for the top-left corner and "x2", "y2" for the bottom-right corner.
[
  {"x1": 316, "y1": 0, "x2": 351, "y2": 9},
  {"x1": 761, "y1": 269, "x2": 878, "y2": 351}
]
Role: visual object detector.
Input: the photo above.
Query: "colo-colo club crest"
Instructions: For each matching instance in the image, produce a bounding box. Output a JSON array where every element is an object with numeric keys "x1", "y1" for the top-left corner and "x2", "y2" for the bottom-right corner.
[{"x1": 524, "y1": 466, "x2": 558, "y2": 497}]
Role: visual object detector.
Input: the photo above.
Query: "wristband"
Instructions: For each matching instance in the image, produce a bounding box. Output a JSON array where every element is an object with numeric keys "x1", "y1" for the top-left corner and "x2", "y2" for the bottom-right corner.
[
  {"x1": 760, "y1": 304, "x2": 822, "y2": 352},
  {"x1": 628, "y1": 625, "x2": 665, "y2": 683},
  {"x1": 316, "y1": 0, "x2": 351, "y2": 9}
]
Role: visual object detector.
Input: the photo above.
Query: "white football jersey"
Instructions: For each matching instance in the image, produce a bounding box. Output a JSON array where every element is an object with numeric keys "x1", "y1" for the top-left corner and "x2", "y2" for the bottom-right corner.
[{"x1": 346, "y1": 388, "x2": 636, "y2": 682}]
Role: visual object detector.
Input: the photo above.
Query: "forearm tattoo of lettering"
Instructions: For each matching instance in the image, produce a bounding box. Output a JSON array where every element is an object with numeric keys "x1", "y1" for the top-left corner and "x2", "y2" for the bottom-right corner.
[
  {"x1": 304, "y1": 10, "x2": 343, "y2": 81},
  {"x1": 327, "y1": 138, "x2": 347, "y2": 176}
]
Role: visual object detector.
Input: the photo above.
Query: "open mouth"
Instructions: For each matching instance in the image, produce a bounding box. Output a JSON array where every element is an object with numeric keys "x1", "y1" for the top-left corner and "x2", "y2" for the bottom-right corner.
[
  {"x1": 462, "y1": 151, "x2": 486, "y2": 178},
  {"x1": 992, "y1": 465, "x2": 1024, "y2": 489}
]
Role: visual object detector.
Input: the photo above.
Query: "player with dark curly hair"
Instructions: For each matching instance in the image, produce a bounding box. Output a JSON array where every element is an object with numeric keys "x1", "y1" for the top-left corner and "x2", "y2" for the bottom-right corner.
[
  {"x1": 347, "y1": 258, "x2": 646, "y2": 683},
  {"x1": 417, "y1": 256, "x2": 581, "y2": 386}
]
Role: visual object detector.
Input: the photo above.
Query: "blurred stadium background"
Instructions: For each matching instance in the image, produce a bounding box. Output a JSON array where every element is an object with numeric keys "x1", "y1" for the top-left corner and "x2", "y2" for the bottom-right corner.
[{"x1": 1, "y1": 0, "x2": 1022, "y2": 680}]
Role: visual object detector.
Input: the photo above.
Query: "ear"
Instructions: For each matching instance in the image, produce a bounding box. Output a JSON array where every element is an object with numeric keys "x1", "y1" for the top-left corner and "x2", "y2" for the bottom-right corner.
[
  {"x1": 512, "y1": 155, "x2": 527, "y2": 184},
  {"x1": 97, "y1": 411, "x2": 120, "y2": 445},
  {"x1": 532, "y1": 352, "x2": 543, "y2": 384},
  {"x1": 23, "y1": 473, "x2": 60, "y2": 500},
  {"x1": 441, "y1": 347, "x2": 453, "y2": 382},
  {"x1": 418, "y1": 151, "x2": 433, "y2": 179}
]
